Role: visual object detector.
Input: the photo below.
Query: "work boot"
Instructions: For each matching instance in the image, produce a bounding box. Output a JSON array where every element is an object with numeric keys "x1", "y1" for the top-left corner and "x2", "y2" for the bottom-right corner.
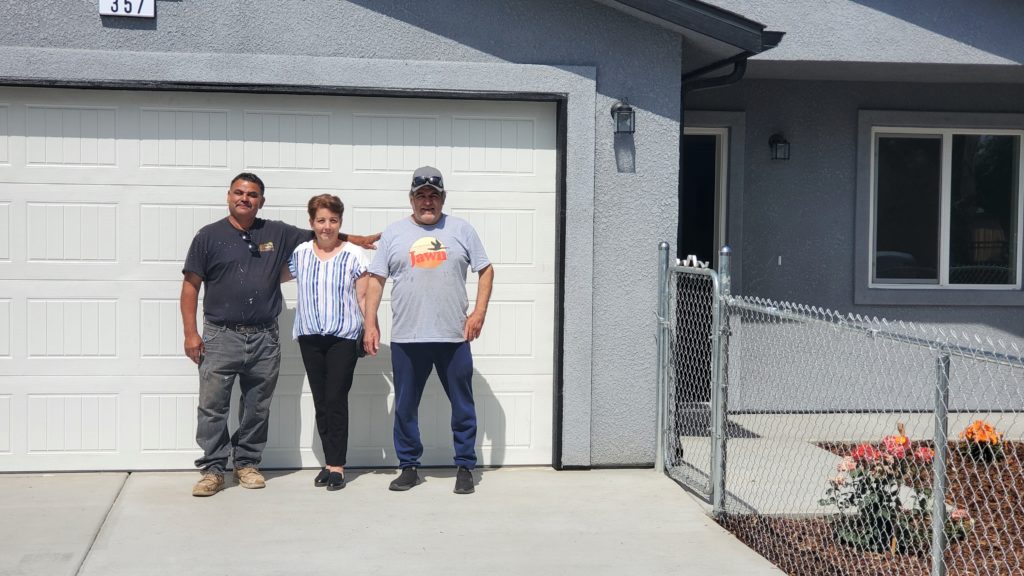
[
  {"x1": 192, "y1": 473, "x2": 225, "y2": 497},
  {"x1": 389, "y1": 467, "x2": 422, "y2": 491},
  {"x1": 233, "y1": 466, "x2": 266, "y2": 489}
]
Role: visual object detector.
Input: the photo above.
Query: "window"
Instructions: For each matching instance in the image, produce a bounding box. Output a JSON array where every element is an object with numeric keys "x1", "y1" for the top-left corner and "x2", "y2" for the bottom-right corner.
[{"x1": 871, "y1": 128, "x2": 1023, "y2": 290}]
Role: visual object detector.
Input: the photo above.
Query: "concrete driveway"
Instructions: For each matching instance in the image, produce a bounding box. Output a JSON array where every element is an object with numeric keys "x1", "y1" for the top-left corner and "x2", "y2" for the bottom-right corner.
[{"x1": 1, "y1": 468, "x2": 783, "y2": 576}]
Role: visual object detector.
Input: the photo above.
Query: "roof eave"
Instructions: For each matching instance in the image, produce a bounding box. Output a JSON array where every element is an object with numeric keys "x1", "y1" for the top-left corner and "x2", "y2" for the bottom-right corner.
[{"x1": 593, "y1": 0, "x2": 780, "y2": 54}]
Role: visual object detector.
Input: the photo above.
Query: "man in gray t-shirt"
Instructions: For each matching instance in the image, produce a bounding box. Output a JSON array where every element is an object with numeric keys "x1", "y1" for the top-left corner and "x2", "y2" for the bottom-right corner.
[{"x1": 364, "y1": 166, "x2": 493, "y2": 495}]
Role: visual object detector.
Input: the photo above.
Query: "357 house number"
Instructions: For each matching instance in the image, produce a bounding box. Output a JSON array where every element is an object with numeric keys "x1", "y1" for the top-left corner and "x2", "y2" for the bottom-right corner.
[{"x1": 99, "y1": 0, "x2": 155, "y2": 18}]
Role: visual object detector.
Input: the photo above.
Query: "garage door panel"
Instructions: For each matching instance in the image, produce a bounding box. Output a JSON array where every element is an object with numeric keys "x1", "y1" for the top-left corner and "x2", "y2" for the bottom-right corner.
[
  {"x1": 140, "y1": 203, "x2": 225, "y2": 264},
  {"x1": 0, "y1": 373, "x2": 552, "y2": 470},
  {"x1": 5, "y1": 291, "x2": 322, "y2": 375},
  {"x1": 1, "y1": 87, "x2": 555, "y2": 471},
  {"x1": 26, "y1": 393, "x2": 119, "y2": 454},
  {"x1": 244, "y1": 110, "x2": 331, "y2": 171},
  {"x1": 139, "y1": 393, "x2": 198, "y2": 453},
  {"x1": 27, "y1": 202, "x2": 119, "y2": 262},
  {"x1": 0, "y1": 284, "x2": 553, "y2": 375},
  {"x1": 0, "y1": 299, "x2": 10, "y2": 358},
  {"x1": 269, "y1": 374, "x2": 551, "y2": 468},
  {"x1": 25, "y1": 105, "x2": 118, "y2": 167},
  {"x1": 140, "y1": 108, "x2": 230, "y2": 169},
  {"x1": 0, "y1": 104, "x2": 9, "y2": 164},
  {"x1": 0, "y1": 202, "x2": 10, "y2": 260},
  {"x1": 0, "y1": 394, "x2": 11, "y2": 454},
  {"x1": 0, "y1": 88, "x2": 554, "y2": 194},
  {"x1": 351, "y1": 113, "x2": 439, "y2": 173}
]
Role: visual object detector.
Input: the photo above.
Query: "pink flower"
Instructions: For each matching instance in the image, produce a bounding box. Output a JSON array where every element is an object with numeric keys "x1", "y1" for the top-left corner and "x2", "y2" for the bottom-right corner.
[
  {"x1": 914, "y1": 446, "x2": 935, "y2": 463},
  {"x1": 837, "y1": 456, "x2": 857, "y2": 472},
  {"x1": 882, "y1": 434, "x2": 911, "y2": 458},
  {"x1": 851, "y1": 443, "x2": 882, "y2": 462},
  {"x1": 950, "y1": 507, "x2": 970, "y2": 521}
]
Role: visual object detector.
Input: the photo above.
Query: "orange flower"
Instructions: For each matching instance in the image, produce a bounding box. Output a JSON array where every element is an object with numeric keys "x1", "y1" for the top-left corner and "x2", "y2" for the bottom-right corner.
[{"x1": 961, "y1": 420, "x2": 1001, "y2": 445}]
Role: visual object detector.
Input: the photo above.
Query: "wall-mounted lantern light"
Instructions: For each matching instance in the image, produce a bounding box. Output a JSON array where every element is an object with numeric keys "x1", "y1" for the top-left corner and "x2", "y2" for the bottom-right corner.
[
  {"x1": 769, "y1": 133, "x2": 790, "y2": 160},
  {"x1": 611, "y1": 100, "x2": 635, "y2": 134}
]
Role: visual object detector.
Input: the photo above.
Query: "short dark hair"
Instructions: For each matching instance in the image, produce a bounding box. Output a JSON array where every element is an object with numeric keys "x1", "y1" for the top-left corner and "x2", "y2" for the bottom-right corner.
[
  {"x1": 231, "y1": 172, "x2": 265, "y2": 195},
  {"x1": 307, "y1": 194, "x2": 344, "y2": 220}
]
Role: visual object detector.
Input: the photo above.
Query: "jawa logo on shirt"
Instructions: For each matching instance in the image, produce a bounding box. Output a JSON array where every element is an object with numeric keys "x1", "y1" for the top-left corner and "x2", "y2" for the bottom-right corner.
[{"x1": 409, "y1": 236, "x2": 448, "y2": 269}]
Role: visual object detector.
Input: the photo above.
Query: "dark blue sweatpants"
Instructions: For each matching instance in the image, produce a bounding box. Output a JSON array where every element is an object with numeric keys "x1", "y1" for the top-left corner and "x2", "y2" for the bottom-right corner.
[{"x1": 391, "y1": 341, "x2": 477, "y2": 469}]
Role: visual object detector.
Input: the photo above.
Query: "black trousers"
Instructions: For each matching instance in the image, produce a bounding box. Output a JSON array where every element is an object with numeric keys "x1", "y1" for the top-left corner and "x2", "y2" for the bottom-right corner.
[{"x1": 297, "y1": 335, "x2": 360, "y2": 466}]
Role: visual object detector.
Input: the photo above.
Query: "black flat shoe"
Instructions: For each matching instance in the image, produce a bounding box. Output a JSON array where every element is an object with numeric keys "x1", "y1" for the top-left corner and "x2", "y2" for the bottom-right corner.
[
  {"x1": 314, "y1": 467, "x2": 330, "y2": 487},
  {"x1": 326, "y1": 471, "x2": 346, "y2": 491}
]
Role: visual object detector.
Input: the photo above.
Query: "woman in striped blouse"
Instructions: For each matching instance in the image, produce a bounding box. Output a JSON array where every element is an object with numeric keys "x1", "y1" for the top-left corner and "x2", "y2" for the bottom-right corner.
[{"x1": 283, "y1": 194, "x2": 371, "y2": 491}]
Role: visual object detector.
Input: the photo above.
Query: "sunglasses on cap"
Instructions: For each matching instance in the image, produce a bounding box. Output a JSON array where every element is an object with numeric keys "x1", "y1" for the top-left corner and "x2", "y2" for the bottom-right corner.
[
  {"x1": 411, "y1": 175, "x2": 444, "y2": 189},
  {"x1": 240, "y1": 231, "x2": 259, "y2": 256}
]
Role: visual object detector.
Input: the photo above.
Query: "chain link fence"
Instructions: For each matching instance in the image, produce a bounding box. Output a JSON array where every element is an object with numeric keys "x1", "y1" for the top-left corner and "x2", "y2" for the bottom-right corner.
[
  {"x1": 661, "y1": 264, "x2": 718, "y2": 498},
  {"x1": 657, "y1": 244, "x2": 1024, "y2": 576}
]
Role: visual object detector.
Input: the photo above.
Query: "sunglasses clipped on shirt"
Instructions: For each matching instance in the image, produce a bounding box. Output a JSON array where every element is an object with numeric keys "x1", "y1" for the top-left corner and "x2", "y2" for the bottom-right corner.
[
  {"x1": 240, "y1": 231, "x2": 259, "y2": 255},
  {"x1": 412, "y1": 175, "x2": 443, "y2": 189}
]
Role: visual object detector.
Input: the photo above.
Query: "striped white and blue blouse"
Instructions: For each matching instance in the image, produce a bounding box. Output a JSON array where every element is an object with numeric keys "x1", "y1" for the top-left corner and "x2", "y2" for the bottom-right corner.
[{"x1": 289, "y1": 240, "x2": 370, "y2": 341}]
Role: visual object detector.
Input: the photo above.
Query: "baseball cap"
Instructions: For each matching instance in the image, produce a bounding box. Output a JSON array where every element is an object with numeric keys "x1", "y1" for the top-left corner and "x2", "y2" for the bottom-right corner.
[{"x1": 410, "y1": 166, "x2": 445, "y2": 194}]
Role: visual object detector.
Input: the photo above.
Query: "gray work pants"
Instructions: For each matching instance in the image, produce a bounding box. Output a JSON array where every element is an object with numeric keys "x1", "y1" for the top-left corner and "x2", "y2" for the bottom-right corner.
[{"x1": 194, "y1": 322, "x2": 281, "y2": 475}]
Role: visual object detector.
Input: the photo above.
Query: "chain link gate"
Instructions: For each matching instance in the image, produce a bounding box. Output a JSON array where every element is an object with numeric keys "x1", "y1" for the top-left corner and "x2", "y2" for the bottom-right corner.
[{"x1": 656, "y1": 243, "x2": 728, "y2": 505}]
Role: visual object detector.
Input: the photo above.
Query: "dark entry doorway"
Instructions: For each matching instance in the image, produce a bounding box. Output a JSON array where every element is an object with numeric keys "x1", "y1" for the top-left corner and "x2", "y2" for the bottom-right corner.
[
  {"x1": 674, "y1": 129, "x2": 727, "y2": 408},
  {"x1": 680, "y1": 129, "x2": 727, "y2": 266}
]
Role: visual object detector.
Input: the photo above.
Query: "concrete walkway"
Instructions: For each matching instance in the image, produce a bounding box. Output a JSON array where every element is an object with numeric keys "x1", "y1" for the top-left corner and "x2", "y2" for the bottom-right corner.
[{"x1": 0, "y1": 468, "x2": 784, "y2": 576}]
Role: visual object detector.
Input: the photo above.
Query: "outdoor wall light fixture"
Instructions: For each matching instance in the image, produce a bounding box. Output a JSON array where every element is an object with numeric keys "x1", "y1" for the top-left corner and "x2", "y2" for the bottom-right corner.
[
  {"x1": 611, "y1": 100, "x2": 635, "y2": 134},
  {"x1": 769, "y1": 133, "x2": 790, "y2": 160}
]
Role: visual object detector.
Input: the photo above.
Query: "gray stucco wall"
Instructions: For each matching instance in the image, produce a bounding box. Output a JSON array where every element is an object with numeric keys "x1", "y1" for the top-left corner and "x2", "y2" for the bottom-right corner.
[
  {"x1": 687, "y1": 79, "x2": 1024, "y2": 341},
  {"x1": 703, "y1": 0, "x2": 1024, "y2": 66},
  {"x1": 0, "y1": 0, "x2": 684, "y2": 466}
]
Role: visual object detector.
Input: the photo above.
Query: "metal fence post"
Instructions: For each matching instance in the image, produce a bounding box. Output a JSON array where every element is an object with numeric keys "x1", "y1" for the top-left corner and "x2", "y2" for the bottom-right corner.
[
  {"x1": 655, "y1": 242, "x2": 671, "y2": 474},
  {"x1": 711, "y1": 246, "x2": 731, "y2": 516},
  {"x1": 931, "y1": 352, "x2": 951, "y2": 576}
]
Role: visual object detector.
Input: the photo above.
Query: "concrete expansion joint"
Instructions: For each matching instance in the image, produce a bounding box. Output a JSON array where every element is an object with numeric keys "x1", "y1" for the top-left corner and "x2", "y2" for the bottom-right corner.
[{"x1": 74, "y1": 472, "x2": 130, "y2": 576}]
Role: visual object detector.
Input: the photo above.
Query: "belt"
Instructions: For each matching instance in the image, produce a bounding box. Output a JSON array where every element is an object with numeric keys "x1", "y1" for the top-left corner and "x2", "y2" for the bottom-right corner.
[{"x1": 207, "y1": 321, "x2": 277, "y2": 334}]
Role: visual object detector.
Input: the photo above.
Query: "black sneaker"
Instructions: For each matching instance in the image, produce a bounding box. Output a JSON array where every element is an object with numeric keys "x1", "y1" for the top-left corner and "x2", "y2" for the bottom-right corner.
[
  {"x1": 389, "y1": 467, "x2": 422, "y2": 491},
  {"x1": 326, "y1": 471, "x2": 346, "y2": 491},
  {"x1": 314, "y1": 467, "x2": 330, "y2": 487},
  {"x1": 454, "y1": 466, "x2": 475, "y2": 494}
]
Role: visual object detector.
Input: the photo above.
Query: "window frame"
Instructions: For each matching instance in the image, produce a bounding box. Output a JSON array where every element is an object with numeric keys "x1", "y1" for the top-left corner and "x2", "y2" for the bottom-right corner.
[
  {"x1": 869, "y1": 126, "x2": 1024, "y2": 290},
  {"x1": 856, "y1": 111, "x2": 1024, "y2": 306}
]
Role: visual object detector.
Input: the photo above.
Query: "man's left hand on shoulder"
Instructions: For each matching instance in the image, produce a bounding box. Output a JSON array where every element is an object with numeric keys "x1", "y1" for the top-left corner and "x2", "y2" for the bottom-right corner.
[
  {"x1": 345, "y1": 232, "x2": 381, "y2": 250},
  {"x1": 464, "y1": 310, "x2": 486, "y2": 342}
]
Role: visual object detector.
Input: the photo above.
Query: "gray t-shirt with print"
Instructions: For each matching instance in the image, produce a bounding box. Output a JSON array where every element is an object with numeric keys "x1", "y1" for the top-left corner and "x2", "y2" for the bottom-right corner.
[{"x1": 368, "y1": 214, "x2": 490, "y2": 343}]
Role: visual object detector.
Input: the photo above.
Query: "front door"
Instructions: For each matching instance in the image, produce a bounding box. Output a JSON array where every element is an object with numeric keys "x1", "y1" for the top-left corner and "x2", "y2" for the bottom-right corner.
[{"x1": 680, "y1": 128, "x2": 728, "y2": 268}]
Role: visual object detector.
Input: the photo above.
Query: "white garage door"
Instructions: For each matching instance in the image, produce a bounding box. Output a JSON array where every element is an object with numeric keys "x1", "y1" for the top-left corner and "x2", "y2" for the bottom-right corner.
[{"x1": 0, "y1": 87, "x2": 555, "y2": 471}]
